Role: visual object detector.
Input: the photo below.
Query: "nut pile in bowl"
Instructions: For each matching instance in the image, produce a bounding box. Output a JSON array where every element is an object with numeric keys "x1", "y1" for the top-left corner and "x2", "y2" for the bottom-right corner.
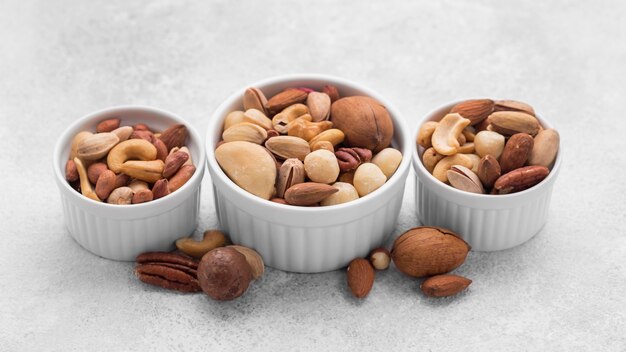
[
  {"x1": 214, "y1": 86, "x2": 403, "y2": 206},
  {"x1": 417, "y1": 99, "x2": 560, "y2": 195},
  {"x1": 65, "y1": 118, "x2": 196, "y2": 204}
]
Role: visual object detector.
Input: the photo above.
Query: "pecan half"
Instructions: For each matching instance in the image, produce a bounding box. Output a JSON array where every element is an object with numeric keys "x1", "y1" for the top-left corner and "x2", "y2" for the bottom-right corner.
[
  {"x1": 135, "y1": 252, "x2": 200, "y2": 292},
  {"x1": 335, "y1": 147, "x2": 372, "y2": 172},
  {"x1": 493, "y1": 166, "x2": 549, "y2": 194}
]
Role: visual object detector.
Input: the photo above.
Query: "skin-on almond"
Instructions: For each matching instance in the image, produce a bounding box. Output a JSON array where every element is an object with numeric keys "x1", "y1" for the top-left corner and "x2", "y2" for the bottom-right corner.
[
  {"x1": 450, "y1": 99, "x2": 494, "y2": 125},
  {"x1": 266, "y1": 88, "x2": 308, "y2": 114},
  {"x1": 499, "y1": 133, "x2": 534, "y2": 173},
  {"x1": 493, "y1": 165, "x2": 549, "y2": 194},
  {"x1": 346, "y1": 258, "x2": 375, "y2": 298},
  {"x1": 421, "y1": 274, "x2": 472, "y2": 297},
  {"x1": 477, "y1": 155, "x2": 501, "y2": 189},
  {"x1": 284, "y1": 182, "x2": 338, "y2": 206}
]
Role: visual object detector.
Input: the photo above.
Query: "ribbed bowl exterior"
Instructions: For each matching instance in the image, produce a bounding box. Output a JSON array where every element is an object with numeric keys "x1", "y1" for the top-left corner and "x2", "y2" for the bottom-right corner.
[
  {"x1": 60, "y1": 188, "x2": 200, "y2": 261},
  {"x1": 206, "y1": 74, "x2": 412, "y2": 273},
  {"x1": 53, "y1": 106, "x2": 206, "y2": 261},
  {"x1": 412, "y1": 101, "x2": 562, "y2": 252},
  {"x1": 414, "y1": 173, "x2": 555, "y2": 251},
  {"x1": 211, "y1": 178, "x2": 406, "y2": 273}
]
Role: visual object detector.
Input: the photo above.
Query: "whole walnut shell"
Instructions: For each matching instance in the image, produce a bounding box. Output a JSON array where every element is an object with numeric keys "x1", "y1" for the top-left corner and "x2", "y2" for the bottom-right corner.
[
  {"x1": 197, "y1": 247, "x2": 252, "y2": 301},
  {"x1": 330, "y1": 96, "x2": 394, "y2": 153}
]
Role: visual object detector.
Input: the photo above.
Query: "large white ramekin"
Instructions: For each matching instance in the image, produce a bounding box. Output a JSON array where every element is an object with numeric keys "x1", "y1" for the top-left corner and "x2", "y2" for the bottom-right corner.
[
  {"x1": 206, "y1": 74, "x2": 412, "y2": 273},
  {"x1": 53, "y1": 106, "x2": 206, "y2": 261},
  {"x1": 412, "y1": 101, "x2": 562, "y2": 251}
]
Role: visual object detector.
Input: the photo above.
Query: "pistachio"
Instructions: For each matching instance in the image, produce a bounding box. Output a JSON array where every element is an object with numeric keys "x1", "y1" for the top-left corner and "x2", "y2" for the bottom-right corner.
[
  {"x1": 447, "y1": 165, "x2": 484, "y2": 194},
  {"x1": 215, "y1": 141, "x2": 276, "y2": 199},
  {"x1": 276, "y1": 158, "x2": 305, "y2": 198},
  {"x1": 222, "y1": 122, "x2": 268, "y2": 144},
  {"x1": 306, "y1": 91, "x2": 331, "y2": 122},
  {"x1": 243, "y1": 87, "x2": 268, "y2": 115},
  {"x1": 494, "y1": 99, "x2": 535, "y2": 116},
  {"x1": 223, "y1": 111, "x2": 246, "y2": 130},
  {"x1": 265, "y1": 136, "x2": 311, "y2": 161},
  {"x1": 243, "y1": 109, "x2": 273, "y2": 130}
]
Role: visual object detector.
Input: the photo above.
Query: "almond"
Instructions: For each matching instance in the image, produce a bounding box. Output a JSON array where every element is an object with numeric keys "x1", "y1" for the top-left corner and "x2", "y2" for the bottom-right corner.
[
  {"x1": 493, "y1": 165, "x2": 549, "y2": 194},
  {"x1": 499, "y1": 133, "x2": 534, "y2": 173},
  {"x1": 477, "y1": 155, "x2": 501, "y2": 189},
  {"x1": 346, "y1": 258, "x2": 375, "y2": 298},
  {"x1": 450, "y1": 99, "x2": 494, "y2": 125},
  {"x1": 96, "y1": 118, "x2": 121, "y2": 133},
  {"x1": 391, "y1": 226, "x2": 470, "y2": 278},
  {"x1": 284, "y1": 182, "x2": 338, "y2": 206},
  {"x1": 266, "y1": 89, "x2": 308, "y2": 114},
  {"x1": 159, "y1": 124, "x2": 188, "y2": 150},
  {"x1": 421, "y1": 274, "x2": 472, "y2": 297},
  {"x1": 163, "y1": 151, "x2": 189, "y2": 178}
]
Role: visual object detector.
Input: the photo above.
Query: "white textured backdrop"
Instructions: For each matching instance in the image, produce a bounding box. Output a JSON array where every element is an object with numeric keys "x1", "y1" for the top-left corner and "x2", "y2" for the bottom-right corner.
[{"x1": 1, "y1": 0, "x2": 625, "y2": 350}]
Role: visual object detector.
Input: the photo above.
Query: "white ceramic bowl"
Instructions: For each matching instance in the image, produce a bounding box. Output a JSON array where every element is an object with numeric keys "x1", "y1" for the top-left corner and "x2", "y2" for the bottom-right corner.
[
  {"x1": 412, "y1": 101, "x2": 562, "y2": 251},
  {"x1": 206, "y1": 74, "x2": 412, "y2": 273},
  {"x1": 53, "y1": 106, "x2": 206, "y2": 261}
]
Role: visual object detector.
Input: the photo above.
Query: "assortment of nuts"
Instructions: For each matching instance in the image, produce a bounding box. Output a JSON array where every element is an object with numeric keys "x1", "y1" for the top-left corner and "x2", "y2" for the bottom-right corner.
[
  {"x1": 214, "y1": 85, "x2": 403, "y2": 206},
  {"x1": 135, "y1": 230, "x2": 265, "y2": 301},
  {"x1": 346, "y1": 226, "x2": 472, "y2": 299},
  {"x1": 417, "y1": 99, "x2": 560, "y2": 194},
  {"x1": 65, "y1": 118, "x2": 195, "y2": 204}
]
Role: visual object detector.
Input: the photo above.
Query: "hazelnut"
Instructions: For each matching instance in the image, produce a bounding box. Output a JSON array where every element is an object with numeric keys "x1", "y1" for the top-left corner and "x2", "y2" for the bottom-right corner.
[
  {"x1": 369, "y1": 247, "x2": 391, "y2": 270},
  {"x1": 197, "y1": 247, "x2": 252, "y2": 301}
]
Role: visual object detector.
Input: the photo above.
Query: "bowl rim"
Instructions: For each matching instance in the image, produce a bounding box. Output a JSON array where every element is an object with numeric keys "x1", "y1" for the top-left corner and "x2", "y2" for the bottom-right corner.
[
  {"x1": 205, "y1": 73, "x2": 412, "y2": 214},
  {"x1": 53, "y1": 105, "x2": 206, "y2": 215},
  {"x1": 412, "y1": 99, "x2": 562, "y2": 201}
]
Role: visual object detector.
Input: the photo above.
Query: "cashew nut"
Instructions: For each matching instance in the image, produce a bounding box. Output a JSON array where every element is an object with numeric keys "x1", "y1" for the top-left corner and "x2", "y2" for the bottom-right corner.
[
  {"x1": 462, "y1": 153, "x2": 482, "y2": 174},
  {"x1": 107, "y1": 139, "x2": 157, "y2": 173},
  {"x1": 308, "y1": 128, "x2": 345, "y2": 147},
  {"x1": 120, "y1": 160, "x2": 164, "y2": 183},
  {"x1": 462, "y1": 126, "x2": 476, "y2": 142},
  {"x1": 287, "y1": 116, "x2": 333, "y2": 142},
  {"x1": 417, "y1": 121, "x2": 438, "y2": 148},
  {"x1": 311, "y1": 140, "x2": 334, "y2": 153},
  {"x1": 176, "y1": 230, "x2": 227, "y2": 258},
  {"x1": 457, "y1": 142, "x2": 475, "y2": 154},
  {"x1": 73, "y1": 157, "x2": 101, "y2": 201},
  {"x1": 272, "y1": 103, "x2": 309, "y2": 133},
  {"x1": 431, "y1": 113, "x2": 471, "y2": 156},
  {"x1": 432, "y1": 154, "x2": 473, "y2": 183}
]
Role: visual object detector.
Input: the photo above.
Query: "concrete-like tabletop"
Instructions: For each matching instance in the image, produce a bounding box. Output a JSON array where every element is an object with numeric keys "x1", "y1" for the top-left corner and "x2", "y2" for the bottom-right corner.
[{"x1": 1, "y1": 1, "x2": 624, "y2": 350}]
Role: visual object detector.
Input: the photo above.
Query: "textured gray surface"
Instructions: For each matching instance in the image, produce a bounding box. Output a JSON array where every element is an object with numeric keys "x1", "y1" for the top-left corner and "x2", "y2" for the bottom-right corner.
[{"x1": 1, "y1": 0, "x2": 625, "y2": 351}]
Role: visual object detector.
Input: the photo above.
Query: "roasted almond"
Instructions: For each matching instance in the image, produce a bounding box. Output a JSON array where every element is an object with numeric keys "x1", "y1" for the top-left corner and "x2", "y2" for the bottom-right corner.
[
  {"x1": 499, "y1": 133, "x2": 534, "y2": 173},
  {"x1": 493, "y1": 165, "x2": 549, "y2": 194},
  {"x1": 159, "y1": 124, "x2": 188, "y2": 150},
  {"x1": 346, "y1": 258, "x2": 375, "y2": 298},
  {"x1": 421, "y1": 274, "x2": 472, "y2": 297},
  {"x1": 284, "y1": 182, "x2": 338, "y2": 206},
  {"x1": 450, "y1": 99, "x2": 494, "y2": 125},
  {"x1": 477, "y1": 155, "x2": 501, "y2": 189}
]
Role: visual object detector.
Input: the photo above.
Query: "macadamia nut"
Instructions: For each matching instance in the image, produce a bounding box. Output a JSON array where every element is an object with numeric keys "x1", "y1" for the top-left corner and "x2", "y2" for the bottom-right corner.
[
  {"x1": 320, "y1": 182, "x2": 359, "y2": 206},
  {"x1": 371, "y1": 148, "x2": 402, "y2": 179},
  {"x1": 304, "y1": 149, "x2": 340, "y2": 184},
  {"x1": 474, "y1": 130, "x2": 505, "y2": 159},
  {"x1": 353, "y1": 163, "x2": 387, "y2": 197}
]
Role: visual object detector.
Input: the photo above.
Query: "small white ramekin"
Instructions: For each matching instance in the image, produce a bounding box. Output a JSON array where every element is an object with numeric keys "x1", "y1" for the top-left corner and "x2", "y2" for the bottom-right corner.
[
  {"x1": 206, "y1": 74, "x2": 412, "y2": 273},
  {"x1": 53, "y1": 106, "x2": 206, "y2": 261},
  {"x1": 412, "y1": 101, "x2": 562, "y2": 251}
]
